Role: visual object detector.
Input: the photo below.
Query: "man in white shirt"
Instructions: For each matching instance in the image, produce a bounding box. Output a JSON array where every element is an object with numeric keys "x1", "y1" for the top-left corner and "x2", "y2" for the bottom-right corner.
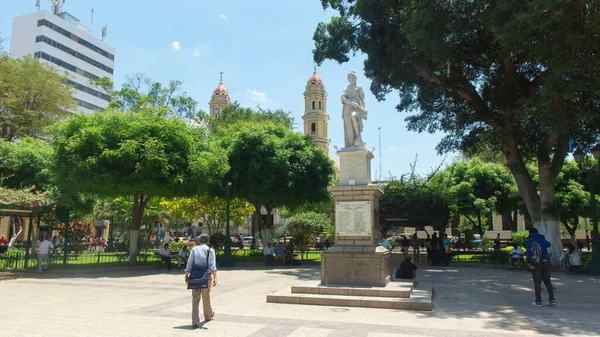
[
  {"x1": 177, "y1": 244, "x2": 190, "y2": 269},
  {"x1": 263, "y1": 243, "x2": 275, "y2": 265},
  {"x1": 38, "y1": 236, "x2": 55, "y2": 274},
  {"x1": 159, "y1": 243, "x2": 172, "y2": 270},
  {"x1": 509, "y1": 243, "x2": 524, "y2": 270},
  {"x1": 185, "y1": 234, "x2": 217, "y2": 328}
]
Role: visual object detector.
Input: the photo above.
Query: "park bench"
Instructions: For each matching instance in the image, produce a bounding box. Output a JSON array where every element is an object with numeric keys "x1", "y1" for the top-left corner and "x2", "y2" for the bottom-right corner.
[{"x1": 154, "y1": 251, "x2": 178, "y2": 269}]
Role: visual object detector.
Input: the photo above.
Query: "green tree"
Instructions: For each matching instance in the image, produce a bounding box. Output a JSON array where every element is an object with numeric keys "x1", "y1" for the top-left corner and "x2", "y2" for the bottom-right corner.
[
  {"x1": 313, "y1": 1, "x2": 600, "y2": 262},
  {"x1": 51, "y1": 110, "x2": 228, "y2": 263},
  {"x1": 285, "y1": 211, "x2": 332, "y2": 259},
  {"x1": 0, "y1": 137, "x2": 53, "y2": 189},
  {"x1": 432, "y1": 158, "x2": 518, "y2": 235},
  {"x1": 218, "y1": 122, "x2": 334, "y2": 245},
  {"x1": 160, "y1": 196, "x2": 254, "y2": 236},
  {"x1": 0, "y1": 55, "x2": 74, "y2": 140},
  {"x1": 92, "y1": 74, "x2": 204, "y2": 122},
  {"x1": 207, "y1": 102, "x2": 294, "y2": 132}
]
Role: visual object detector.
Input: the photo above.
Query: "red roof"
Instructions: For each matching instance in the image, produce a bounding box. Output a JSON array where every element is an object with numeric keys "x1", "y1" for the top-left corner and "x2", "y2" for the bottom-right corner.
[
  {"x1": 213, "y1": 83, "x2": 228, "y2": 95},
  {"x1": 307, "y1": 73, "x2": 323, "y2": 85}
]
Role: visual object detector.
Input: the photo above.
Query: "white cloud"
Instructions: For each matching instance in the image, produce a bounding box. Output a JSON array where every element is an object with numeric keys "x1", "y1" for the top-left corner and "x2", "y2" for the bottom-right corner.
[
  {"x1": 171, "y1": 41, "x2": 181, "y2": 51},
  {"x1": 246, "y1": 89, "x2": 270, "y2": 105},
  {"x1": 219, "y1": 14, "x2": 228, "y2": 21}
]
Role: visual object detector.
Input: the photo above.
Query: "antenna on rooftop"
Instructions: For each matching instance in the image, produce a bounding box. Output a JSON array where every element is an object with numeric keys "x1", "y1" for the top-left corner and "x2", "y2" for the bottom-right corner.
[
  {"x1": 35, "y1": 0, "x2": 40, "y2": 11},
  {"x1": 91, "y1": 9, "x2": 94, "y2": 26},
  {"x1": 48, "y1": 0, "x2": 65, "y2": 16},
  {"x1": 101, "y1": 24, "x2": 107, "y2": 41}
]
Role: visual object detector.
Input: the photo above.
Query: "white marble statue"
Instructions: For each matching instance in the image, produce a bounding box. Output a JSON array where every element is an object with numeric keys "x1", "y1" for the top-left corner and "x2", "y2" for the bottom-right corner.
[{"x1": 341, "y1": 71, "x2": 368, "y2": 149}]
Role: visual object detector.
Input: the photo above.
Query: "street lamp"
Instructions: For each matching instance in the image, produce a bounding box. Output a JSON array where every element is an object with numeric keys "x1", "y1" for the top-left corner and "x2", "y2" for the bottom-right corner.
[
  {"x1": 573, "y1": 145, "x2": 600, "y2": 275},
  {"x1": 221, "y1": 181, "x2": 235, "y2": 267}
]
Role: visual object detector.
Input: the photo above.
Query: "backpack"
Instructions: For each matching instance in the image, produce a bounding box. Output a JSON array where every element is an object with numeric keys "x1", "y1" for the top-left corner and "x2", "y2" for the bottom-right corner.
[{"x1": 530, "y1": 240, "x2": 543, "y2": 266}]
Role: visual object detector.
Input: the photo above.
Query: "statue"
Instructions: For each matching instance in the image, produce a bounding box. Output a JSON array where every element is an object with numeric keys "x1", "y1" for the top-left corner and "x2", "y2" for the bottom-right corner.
[{"x1": 341, "y1": 71, "x2": 368, "y2": 149}]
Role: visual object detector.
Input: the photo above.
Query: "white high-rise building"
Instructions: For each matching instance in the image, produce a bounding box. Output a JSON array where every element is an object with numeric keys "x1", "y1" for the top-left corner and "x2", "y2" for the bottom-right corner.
[{"x1": 9, "y1": 10, "x2": 115, "y2": 113}]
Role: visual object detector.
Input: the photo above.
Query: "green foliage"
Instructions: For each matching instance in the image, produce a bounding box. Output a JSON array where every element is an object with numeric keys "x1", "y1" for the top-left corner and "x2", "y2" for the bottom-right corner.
[
  {"x1": 0, "y1": 55, "x2": 73, "y2": 140},
  {"x1": 0, "y1": 138, "x2": 53, "y2": 190},
  {"x1": 285, "y1": 211, "x2": 331, "y2": 255},
  {"x1": 95, "y1": 74, "x2": 204, "y2": 122},
  {"x1": 0, "y1": 185, "x2": 54, "y2": 209},
  {"x1": 313, "y1": 1, "x2": 600, "y2": 247},
  {"x1": 208, "y1": 103, "x2": 294, "y2": 132},
  {"x1": 52, "y1": 110, "x2": 227, "y2": 199},
  {"x1": 160, "y1": 196, "x2": 254, "y2": 235},
  {"x1": 432, "y1": 158, "x2": 518, "y2": 234},
  {"x1": 379, "y1": 167, "x2": 451, "y2": 232},
  {"x1": 511, "y1": 231, "x2": 529, "y2": 248},
  {"x1": 218, "y1": 121, "x2": 334, "y2": 228}
]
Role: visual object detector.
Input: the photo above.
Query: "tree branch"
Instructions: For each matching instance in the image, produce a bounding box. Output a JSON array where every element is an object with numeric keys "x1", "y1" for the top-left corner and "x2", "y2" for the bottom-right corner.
[{"x1": 413, "y1": 64, "x2": 498, "y2": 127}]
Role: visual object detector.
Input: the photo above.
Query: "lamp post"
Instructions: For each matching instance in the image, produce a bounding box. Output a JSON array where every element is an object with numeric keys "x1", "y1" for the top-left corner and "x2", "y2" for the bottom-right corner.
[
  {"x1": 221, "y1": 181, "x2": 235, "y2": 267},
  {"x1": 573, "y1": 145, "x2": 600, "y2": 275}
]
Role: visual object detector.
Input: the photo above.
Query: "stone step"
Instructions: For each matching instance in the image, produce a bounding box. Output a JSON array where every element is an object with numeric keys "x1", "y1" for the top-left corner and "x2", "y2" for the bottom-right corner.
[
  {"x1": 267, "y1": 286, "x2": 432, "y2": 311},
  {"x1": 291, "y1": 282, "x2": 413, "y2": 298}
]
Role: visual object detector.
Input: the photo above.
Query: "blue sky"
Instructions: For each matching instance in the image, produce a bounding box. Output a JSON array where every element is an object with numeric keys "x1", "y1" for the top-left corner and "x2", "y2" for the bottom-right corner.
[{"x1": 1, "y1": 0, "x2": 455, "y2": 178}]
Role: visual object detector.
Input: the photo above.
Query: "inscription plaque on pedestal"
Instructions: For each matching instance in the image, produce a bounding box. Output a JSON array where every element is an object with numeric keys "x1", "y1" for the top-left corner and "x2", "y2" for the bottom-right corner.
[{"x1": 335, "y1": 201, "x2": 371, "y2": 236}]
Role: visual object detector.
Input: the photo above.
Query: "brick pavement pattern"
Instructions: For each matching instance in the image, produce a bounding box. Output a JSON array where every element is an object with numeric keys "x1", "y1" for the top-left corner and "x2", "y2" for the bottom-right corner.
[{"x1": 1, "y1": 264, "x2": 599, "y2": 337}]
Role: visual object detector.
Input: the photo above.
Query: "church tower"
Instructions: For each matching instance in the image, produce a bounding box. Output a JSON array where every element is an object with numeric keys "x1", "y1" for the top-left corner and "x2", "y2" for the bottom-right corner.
[
  {"x1": 302, "y1": 67, "x2": 330, "y2": 156},
  {"x1": 209, "y1": 72, "x2": 231, "y2": 118}
]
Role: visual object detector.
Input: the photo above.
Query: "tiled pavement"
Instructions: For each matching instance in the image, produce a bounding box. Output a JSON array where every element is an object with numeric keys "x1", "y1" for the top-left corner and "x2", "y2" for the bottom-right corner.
[{"x1": 1, "y1": 263, "x2": 599, "y2": 337}]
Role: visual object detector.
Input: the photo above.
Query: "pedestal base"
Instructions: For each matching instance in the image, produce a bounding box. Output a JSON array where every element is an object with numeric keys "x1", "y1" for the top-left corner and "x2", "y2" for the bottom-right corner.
[{"x1": 321, "y1": 244, "x2": 390, "y2": 287}]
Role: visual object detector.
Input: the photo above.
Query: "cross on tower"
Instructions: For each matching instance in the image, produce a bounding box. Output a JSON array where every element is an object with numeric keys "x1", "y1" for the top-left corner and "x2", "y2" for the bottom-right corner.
[{"x1": 219, "y1": 71, "x2": 224, "y2": 83}]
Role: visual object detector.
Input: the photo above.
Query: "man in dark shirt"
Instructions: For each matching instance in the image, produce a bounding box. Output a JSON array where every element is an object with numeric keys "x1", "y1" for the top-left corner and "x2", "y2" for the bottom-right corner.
[{"x1": 396, "y1": 256, "x2": 418, "y2": 284}]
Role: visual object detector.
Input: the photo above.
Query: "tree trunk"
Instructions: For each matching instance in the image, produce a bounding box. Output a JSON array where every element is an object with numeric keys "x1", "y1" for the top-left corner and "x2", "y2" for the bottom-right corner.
[
  {"x1": 129, "y1": 193, "x2": 149, "y2": 264},
  {"x1": 502, "y1": 135, "x2": 564, "y2": 265},
  {"x1": 252, "y1": 203, "x2": 262, "y2": 249},
  {"x1": 511, "y1": 209, "x2": 518, "y2": 232}
]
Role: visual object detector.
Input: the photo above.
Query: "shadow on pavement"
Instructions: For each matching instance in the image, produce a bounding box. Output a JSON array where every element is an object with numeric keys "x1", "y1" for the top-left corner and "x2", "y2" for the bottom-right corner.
[{"x1": 413, "y1": 266, "x2": 600, "y2": 336}]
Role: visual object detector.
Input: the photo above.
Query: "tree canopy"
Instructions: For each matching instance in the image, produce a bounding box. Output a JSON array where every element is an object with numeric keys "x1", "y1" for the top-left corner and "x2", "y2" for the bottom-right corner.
[
  {"x1": 0, "y1": 55, "x2": 74, "y2": 140},
  {"x1": 313, "y1": 1, "x2": 600, "y2": 262},
  {"x1": 218, "y1": 121, "x2": 334, "y2": 243},
  {"x1": 52, "y1": 110, "x2": 228, "y2": 262},
  {"x1": 0, "y1": 137, "x2": 53, "y2": 190},
  {"x1": 207, "y1": 102, "x2": 294, "y2": 132}
]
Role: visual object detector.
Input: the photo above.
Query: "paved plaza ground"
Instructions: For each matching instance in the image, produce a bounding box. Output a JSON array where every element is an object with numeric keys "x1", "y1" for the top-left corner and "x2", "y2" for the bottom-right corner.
[{"x1": 1, "y1": 262, "x2": 599, "y2": 337}]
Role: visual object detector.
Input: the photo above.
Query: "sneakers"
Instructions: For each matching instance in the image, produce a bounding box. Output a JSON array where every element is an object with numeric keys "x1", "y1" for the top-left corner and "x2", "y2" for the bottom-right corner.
[
  {"x1": 532, "y1": 302, "x2": 543, "y2": 307},
  {"x1": 549, "y1": 300, "x2": 556, "y2": 306}
]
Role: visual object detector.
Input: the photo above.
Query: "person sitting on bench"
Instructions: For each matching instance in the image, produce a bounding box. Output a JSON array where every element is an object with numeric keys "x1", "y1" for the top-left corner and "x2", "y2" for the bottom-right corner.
[
  {"x1": 263, "y1": 243, "x2": 275, "y2": 265},
  {"x1": 177, "y1": 244, "x2": 190, "y2": 269},
  {"x1": 159, "y1": 243, "x2": 172, "y2": 271},
  {"x1": 508, "y1": 243, "x2": 524, "y2": 270}
]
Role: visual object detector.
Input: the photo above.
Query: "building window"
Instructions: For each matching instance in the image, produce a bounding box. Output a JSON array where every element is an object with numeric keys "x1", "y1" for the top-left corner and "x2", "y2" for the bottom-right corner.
[
  {"x1": 35, "y1": 35, "x2": 114, "y2": 74},
  {"x1": 34, "y1": 51, "x2": 100, "y2": 81},
  {"x1": 73, "y1": 98, "x2": 104, "y2": 111},
  {"x1": 67, "y1": 80, "x2": 111, "y2": 102},
  {"x1": 312, "y1": 101, "x2": 315, "y2": 110},
  {"x1": 319, "y1": 101, "x2": 322, "y2": 110},
  {"x1": 37, "y1": 19, "x2": 115, "y2": 61},
  {"x1": 311, "y1": 123, "x2": 316, "y2": 134}
]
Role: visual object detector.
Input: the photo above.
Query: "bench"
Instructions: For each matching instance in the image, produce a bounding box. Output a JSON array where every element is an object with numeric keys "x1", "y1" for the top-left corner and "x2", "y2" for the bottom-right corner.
[{"x1": 155, "y1": 251, "x2": 178, "y2": 269}]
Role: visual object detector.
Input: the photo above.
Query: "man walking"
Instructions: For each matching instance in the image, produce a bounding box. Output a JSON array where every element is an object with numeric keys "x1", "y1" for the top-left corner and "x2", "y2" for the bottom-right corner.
[
  {"x1": 38, "y1": 235, "x2": 55, "y2": 274},
  {"x1": 526, "y1": 228, "x2": 555, "y2": 306},
  {"x1": 185, "y1": 234, "x2": 216, "y2": 328}
]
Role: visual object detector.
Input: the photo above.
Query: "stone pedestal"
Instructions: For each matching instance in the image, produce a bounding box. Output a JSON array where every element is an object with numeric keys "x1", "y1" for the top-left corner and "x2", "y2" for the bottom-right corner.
[
  {"x1": 322, "y1": 164, "x2": 389, "y2": 286},
  {"x1": 337, "y1": 148, "x2": 374, "y2": 186}
]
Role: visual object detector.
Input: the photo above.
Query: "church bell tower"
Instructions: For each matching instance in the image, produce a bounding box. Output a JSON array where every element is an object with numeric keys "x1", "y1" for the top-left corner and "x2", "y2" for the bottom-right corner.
[
  {"x1": 209, "y1": 72, "x2": 231, "y2": 118},
  {"x1": 302, "y1": 66, "x2": 330, "y2": 156}
]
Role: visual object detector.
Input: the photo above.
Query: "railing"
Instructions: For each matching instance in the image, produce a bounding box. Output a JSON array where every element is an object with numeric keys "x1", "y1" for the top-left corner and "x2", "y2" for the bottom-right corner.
[
  {"x1": 0, "y1": 248, "x2": 324, "y2": 270},
  {"x1": 0, "y1": 250, "x2": 160, "y2": 270}
]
